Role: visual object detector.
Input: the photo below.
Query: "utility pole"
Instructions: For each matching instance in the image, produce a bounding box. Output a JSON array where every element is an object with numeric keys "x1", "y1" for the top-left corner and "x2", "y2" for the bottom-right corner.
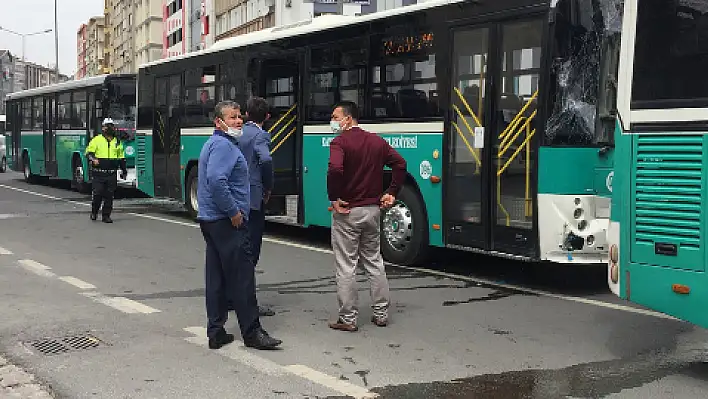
[
  {"x1": 55, "y1": 0, "x2": 60, "y2": 82},
  {"x1": 0, "y1": 26, "x2": 53, "y2": 61}
]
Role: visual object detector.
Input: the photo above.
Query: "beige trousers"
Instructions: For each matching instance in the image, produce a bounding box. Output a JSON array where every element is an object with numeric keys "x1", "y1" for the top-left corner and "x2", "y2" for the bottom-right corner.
[{"x1": 331, "y1": 205, "x2": 390, "y2": 324}]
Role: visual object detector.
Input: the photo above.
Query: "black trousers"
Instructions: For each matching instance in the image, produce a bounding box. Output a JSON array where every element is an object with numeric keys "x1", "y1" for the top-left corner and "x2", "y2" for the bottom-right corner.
[
  {"x1": 200, "y1": 218, "x2": 260, "y2": 339},
  {"x1": 249, "y1": 204, "x2": 266, "y2": 266},
  {"x1": 91, "y1": 173, "x2": 117, "y2": 217}
]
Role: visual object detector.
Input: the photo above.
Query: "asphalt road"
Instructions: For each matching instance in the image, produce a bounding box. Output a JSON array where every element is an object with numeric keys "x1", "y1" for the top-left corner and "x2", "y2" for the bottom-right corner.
[{"x1": 0, "y1": 171, "x2": 707, "y2": 399}]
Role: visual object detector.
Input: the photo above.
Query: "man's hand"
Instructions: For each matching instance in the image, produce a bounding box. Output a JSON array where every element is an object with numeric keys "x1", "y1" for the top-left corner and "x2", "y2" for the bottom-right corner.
[
  {"x1": 91, "y1": 159, "x2": 99, "y2": 166},
  {"x1": 230, "y1": 211, "x2": 244, "y2": 227},
  {"x1": 380, "y1": 194, "x2": 395, "y2": 209},
  {"x1": 263, "y1": 190, "x2": 271, "y2": 204},
  {"x1": 332, "y1": 199, "x2": 350, "y2": 214}
]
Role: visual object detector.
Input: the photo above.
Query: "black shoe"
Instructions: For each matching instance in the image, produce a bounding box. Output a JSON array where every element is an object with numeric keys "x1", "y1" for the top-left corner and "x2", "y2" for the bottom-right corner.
[
  {"x1": 90, "y1": 213, "x2": 97, "y2": 221},
  {"x1": 102, "y1": 216, "x2": 113, "y2": 223},
  {"x1": 208, "y1": 330, "x2": 235, "y2": 350},
  {"x1": 259, "y1": 305, "x2": 275, "y2": 317},
  {"x1": 243, "y1": 328, "x2": 282, "y2": 350}
]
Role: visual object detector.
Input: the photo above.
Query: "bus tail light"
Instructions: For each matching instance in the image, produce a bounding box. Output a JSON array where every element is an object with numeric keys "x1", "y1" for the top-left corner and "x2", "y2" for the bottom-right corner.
[{"x1": 672, "y1": 284, "x2": 690, "y2": 295}]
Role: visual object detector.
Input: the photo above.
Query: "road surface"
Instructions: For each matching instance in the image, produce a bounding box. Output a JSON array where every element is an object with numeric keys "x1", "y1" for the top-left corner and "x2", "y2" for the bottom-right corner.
[{"x1": 0, "y1": 172, "x2": 707, "y2": 398}]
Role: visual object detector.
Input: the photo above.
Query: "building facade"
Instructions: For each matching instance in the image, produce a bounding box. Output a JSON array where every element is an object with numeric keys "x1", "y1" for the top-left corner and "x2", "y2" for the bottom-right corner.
[
  {"x1": 86, "y1": 17, "x2": 107, "y2": 77},
  {"x1": 214, "y1": 0, "x2": 381, "y2": 42},
  {"x1": 76, "y1": 24, "x2": 88, "y2": 79},
  {"x1": 163, "y1": 0, "x2": 215, "y2": 58},
  {"x1": 105, "y1": 0, "x2": 164, "y2": 73},
  {"x1": 1, "y1": 49, "x2": 70, "y2": 114}
]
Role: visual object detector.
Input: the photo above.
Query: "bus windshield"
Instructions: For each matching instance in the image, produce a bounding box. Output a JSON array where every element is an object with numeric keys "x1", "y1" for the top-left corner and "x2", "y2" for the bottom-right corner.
[
  {"x1": 545, "y1": 0, "x2": 624, "y2": 146},
  {"x1": 107, "y1": 79, "x2": 136, "y2": 124}
]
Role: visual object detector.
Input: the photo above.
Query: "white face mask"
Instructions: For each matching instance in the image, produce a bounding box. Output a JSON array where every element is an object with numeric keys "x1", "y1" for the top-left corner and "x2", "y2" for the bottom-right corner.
[
  {"x1": 330, "y1": 120, "x2": 343, "y2": 134},
  {"x1": 225, "y1": 127, "x2": 243, "y2": 139}
]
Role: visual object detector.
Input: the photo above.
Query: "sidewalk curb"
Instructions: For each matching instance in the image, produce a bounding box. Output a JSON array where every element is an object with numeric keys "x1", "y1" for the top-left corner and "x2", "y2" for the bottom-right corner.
[{"x1": 0, "y1": 355, "x2": 55, "y2": 398}]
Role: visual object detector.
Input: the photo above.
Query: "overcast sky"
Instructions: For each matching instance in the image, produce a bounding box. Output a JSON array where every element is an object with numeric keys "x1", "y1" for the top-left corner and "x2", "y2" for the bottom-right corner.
[{"x1": 0, "y1": 0, "x2": 103, "y2": 76}]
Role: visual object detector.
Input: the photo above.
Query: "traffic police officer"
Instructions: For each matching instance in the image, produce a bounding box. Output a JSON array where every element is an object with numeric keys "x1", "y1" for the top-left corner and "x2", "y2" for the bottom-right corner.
[{"x1": 86, "y1": 118, "x2": 127, "y2": 223}]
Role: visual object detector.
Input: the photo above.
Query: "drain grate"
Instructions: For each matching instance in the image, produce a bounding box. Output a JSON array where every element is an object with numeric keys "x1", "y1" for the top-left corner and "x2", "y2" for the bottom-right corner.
[{"x1": 25, "y1": 334, "x2": 105, "y2": 356}]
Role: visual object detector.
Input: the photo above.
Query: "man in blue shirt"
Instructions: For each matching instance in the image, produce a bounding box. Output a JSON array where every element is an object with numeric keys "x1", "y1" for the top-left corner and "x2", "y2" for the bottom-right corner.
[
  {"x1": 197, "y1": 100, "x2": 282, "y2": 351},
  {"x1": 237, "y1": 97, "x2": 275, "y2": 317}
]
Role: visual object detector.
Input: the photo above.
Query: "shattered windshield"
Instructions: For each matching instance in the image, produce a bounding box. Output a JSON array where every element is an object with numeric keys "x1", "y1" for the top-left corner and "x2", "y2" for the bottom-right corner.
[
  {"x1": 545, "y1": 0, "x2": 624, "y2": 145},
  {"x1": 107, "y1": 79, "x2": 137, "y2": 125}
]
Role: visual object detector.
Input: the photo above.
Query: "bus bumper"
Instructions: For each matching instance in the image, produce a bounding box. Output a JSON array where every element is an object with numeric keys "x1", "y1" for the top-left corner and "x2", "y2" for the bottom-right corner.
[{"x1": 117, "y1": 168, "x2": 137, "y2": 188}]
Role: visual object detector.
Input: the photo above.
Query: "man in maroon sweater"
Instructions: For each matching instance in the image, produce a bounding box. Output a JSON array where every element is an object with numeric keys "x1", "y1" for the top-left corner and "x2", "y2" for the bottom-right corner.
[{"x1": 326, "y1": 101, "x2": 407, "y2": 332}]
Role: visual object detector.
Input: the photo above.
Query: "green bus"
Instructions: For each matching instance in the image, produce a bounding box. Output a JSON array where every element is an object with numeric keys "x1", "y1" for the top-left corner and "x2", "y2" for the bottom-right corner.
[
  {"x1": 135, "y1": 0, "x2": 622, "y2": 266},
  {"x1": 607, "y1": 0, "x2": 708, "y2": 327},
  {"x1": 5, "y1": 74, "x2": 138, "y2": 192}
]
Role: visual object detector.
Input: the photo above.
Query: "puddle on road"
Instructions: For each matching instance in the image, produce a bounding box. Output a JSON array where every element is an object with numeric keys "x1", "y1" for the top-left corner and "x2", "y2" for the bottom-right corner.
[{"x1": 324, "y1": 350, "x2": 708, "y2": 399}]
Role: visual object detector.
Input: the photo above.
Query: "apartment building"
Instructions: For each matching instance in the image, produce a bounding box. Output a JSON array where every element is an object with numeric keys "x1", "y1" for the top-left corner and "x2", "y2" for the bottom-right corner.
[
  {"x1": 1, "y1": 50, "x2": 70, "y2": 113},
  {"x1": 163, "y1": 0, "x2": 215, "y2": 58},
  {"x1": 214, "y1": 0, "x2": 378, "y2": 41},
  {"x1": 77, "y1": 24, "x2": 88, "y2": 79},
  {"x1": 135, "y1": 0, "x2": 164, "y2": 67},
  {"x1": 105, "y1": 0, "x2": 163, "y2": 73},
  {"x1": 86, "y1": 17, "x2": 107, "y2": 76}
]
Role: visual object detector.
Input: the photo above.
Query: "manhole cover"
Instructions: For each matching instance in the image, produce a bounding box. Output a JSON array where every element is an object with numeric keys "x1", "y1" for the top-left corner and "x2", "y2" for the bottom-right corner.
[{"x1": 25, "y1": 334, "x2": 105, "y2": 356}]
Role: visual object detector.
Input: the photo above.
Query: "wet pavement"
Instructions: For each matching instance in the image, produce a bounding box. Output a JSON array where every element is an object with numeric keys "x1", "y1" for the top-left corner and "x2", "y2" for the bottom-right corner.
[{"x1": 0, "y1": 172, "x2": 707, "y2": 398}]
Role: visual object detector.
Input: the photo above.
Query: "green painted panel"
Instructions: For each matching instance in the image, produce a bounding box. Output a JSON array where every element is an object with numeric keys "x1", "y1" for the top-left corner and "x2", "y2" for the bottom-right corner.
[
  {"x1": 135, "y1": 135, "x2": 155, "y2": 197},
  {"x1": 629, "y1": 134, "x2": 705, "y2": 272},
  {"x1": 56, "y1": 132, "x2": 87, "y2": 180},
  {"x1": 21, "y1": 134, "x2": 44, "y2": 175},
  {"x1": 627, "y1": 264, "x2": 708, "y2": 328},
  {"x1": 302, "y1": 132, "x2": 444, "y2": 247},
  {"x1": 538, "y1": 147, "x2": 614, "y2": 197}
]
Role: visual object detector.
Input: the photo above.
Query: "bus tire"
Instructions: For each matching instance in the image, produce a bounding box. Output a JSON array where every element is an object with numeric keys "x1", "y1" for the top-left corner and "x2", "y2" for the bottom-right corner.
[
  {"x1": 0, "y1": 157, "x2": 6, "y2": 173},
  {"x1": 72, "y1": 155, "x2": 90, "y2": 194},
  {"x1": 185, "y1": 165, "x2": 199, "y2": 220},
  {"x1": 380, "y1": 185, "x2": 429, "y2": 266}
]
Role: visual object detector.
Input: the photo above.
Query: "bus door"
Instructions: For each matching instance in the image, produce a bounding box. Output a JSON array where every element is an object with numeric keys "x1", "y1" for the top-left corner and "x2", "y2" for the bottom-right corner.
[
  {"x1": 259, "y1": 53, "x2": 302, "y2": 223},
  {"x1": 153, "y1": 74, "x2": 183, "y2": 200},
  {"x1": 445, "y1": 18, "x2": 544, "y2": 257},
  {"x1": 43, "y1": 96, "x2": 57, "y2": 176},
  {"x1": 10, "y1": 103, "x2": 21, "y2": 169}
]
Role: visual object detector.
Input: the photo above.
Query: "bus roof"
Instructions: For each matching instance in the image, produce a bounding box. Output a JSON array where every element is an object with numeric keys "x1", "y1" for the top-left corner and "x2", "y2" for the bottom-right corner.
[
  {"x1": 5, "y1": 73, "x2": 135, "y2": 102},
  {"x1": 139, "y1": 0, "x2": 463, "y2": 70}
]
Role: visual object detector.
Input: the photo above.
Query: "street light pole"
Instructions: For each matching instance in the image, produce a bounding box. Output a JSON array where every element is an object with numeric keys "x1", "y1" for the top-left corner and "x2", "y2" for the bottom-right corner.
[
  {"x1": 0, "y1": 26, "x2": 53, "y2": 61},
  {"x1": 55, "y1": 0, "x2": 59, "y2": 80}
]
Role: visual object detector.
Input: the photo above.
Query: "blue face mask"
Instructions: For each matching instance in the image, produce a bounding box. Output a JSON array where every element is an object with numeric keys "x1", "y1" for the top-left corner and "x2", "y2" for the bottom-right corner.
[{"x1": 330, "y1": 120, "x2": 343, "y2": 134}]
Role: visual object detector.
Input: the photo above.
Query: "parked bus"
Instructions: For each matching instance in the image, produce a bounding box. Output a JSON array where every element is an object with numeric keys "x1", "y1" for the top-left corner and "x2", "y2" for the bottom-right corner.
[
  {"x1": 135, "y1": 0, "x2": 622, "y2": 266},
  {"x1": 607, "y1": 0, "x2": 708, "y2": 327},
  {"x1": 4, "y1": 74, "x2": 138, "y2": 192}
]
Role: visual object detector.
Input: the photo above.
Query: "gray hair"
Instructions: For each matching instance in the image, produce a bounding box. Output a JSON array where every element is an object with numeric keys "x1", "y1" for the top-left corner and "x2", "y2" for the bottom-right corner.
[{"x1": 214, "y1": 100, "x2": 240, "y2": 120}]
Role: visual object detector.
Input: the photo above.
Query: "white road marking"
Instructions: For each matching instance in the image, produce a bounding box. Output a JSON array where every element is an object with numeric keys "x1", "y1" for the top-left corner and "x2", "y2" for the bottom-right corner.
[
  {"x1": 17, "y1": 259, "x2": 55, "y2": 278},
  {"x1": 58, "y1": 276, "x2": 97, "y2": 290},
  {"x1": 0, "y1": 247, "x2": 12, "y2": 255},
  {"x1": 183, "y1": 327, "x2": 377, "y2": 398},
  {"x1": 80, "y1": 292, "x2": 161, "y2": 314},
  {"x1": 284, "y1": 364, "x2": 378, "y2": 399},
  {"x1": 0, "y1": 183, "x2": 676, "y2": 320}
]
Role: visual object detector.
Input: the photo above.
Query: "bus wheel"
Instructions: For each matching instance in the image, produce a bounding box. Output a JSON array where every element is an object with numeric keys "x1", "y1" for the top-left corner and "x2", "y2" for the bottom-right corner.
[
  {"x1": 73, "y1": 157, "x2": 90, "y2": 194},
  {"x1": 185, "y1": 166, "x2": 199, "y2": 219},
  {"x1": 0, "y1": 157, "x2": 6, "y2": 173},
  {"x1": 380, "y1": 185, "x2": 429, "y2": 266}
]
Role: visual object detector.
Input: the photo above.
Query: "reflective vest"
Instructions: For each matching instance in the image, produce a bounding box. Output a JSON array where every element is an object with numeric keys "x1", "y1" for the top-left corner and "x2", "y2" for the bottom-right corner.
[{"x1": 86, "y1": 134, "x2": 125, "y2": 170}]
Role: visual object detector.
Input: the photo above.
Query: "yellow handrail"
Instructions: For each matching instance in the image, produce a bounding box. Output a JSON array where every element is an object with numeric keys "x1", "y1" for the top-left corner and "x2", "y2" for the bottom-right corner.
[
  {"x1": 497, "y1": 90, "x2": 538, "y2": 140},
  {"x1": 271, "y1": 116, "x2": 296, "y2": 142},
  {"x1": 453, "y1": 87, "x2": 482, "y2": 127},
  {"x1": 271, "y1": 127, "x2": 296, "y2": 154},
  {"x1": 451, "y1": 121, "x2": 481, "y2": 167},
  {"x1": 499, "y1": 110, "x2": 537, "y2": 157},
  {"x1": 498, "y1": 129, "x2": 535, "y2": 176},
  {"x1": 267, "y1": 103, "x2": 297, "y2": 135}
]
